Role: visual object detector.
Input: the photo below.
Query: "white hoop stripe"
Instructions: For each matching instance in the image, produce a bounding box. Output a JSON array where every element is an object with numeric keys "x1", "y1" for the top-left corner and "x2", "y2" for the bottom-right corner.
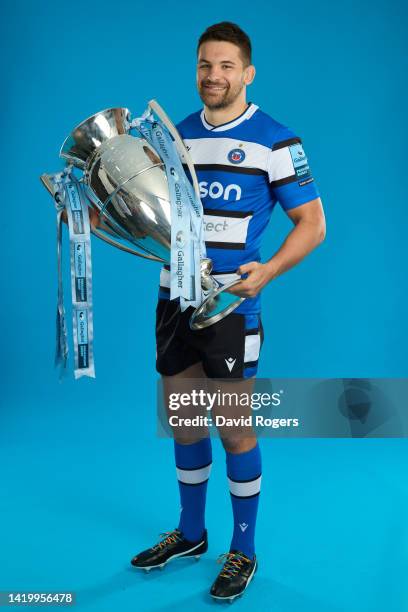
[
  {"x1": 228, "y1": 475, "x2": 262, "y2": 497},
  {"x1": 176, "y1": 463, "x2": 212, "y2": 485}
]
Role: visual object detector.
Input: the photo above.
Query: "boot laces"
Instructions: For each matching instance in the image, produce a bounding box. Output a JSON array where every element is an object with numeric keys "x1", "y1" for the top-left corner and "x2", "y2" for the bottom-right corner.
[
  {"x1": 152, "y1": 529, "x2": 182, "y2": 551},
  {"x1": 217, "y1": 551, "x2": 251, "y2": 579}
]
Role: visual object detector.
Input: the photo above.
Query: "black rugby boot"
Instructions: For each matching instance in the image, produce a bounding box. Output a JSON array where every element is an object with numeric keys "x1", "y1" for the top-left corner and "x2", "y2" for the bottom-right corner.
[
  {"x1": 210, "y1": 550, "x2": 257, "y2": 602},
  {"x1": 130, "y1": 528, "x2": 207, "y2": 571}
]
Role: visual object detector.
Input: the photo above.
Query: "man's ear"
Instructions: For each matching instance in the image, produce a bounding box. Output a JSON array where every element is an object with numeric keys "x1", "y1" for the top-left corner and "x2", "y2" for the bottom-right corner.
[{"x1": 244, "y1": 65, "x2": 256, "y2": 86}]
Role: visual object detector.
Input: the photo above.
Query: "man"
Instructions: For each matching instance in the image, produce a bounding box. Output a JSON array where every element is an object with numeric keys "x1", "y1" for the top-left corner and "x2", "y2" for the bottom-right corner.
[{"x1": 130, "y1": 22, "x2": 326, "y2": 602}]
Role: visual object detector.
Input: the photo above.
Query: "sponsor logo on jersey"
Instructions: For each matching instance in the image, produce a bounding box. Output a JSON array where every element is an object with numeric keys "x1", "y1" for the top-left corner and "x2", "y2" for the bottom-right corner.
[
  {"x1": 289, "y1": 143, "x2": 311, "y2": 179},
  {"x1": 204, "y1": 219, "x2": 229, "y2": 233},
  {"x1": 228, "y1": 148, "x2": 246, "y2": 164},
  {"x1": 203, "y1": 213, "x2": 251, "y2": 246},
  {"x1": 199, "y1": 181, "x2": 242, "y2": 201}
]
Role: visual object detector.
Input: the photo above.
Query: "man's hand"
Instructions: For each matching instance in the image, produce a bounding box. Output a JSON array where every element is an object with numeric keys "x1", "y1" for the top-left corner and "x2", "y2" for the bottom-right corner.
[
  {"x1": 228, "y1": 198, "x2": 326, "y2": 299},
  {"x1": 228, "y1": 261, "x2": 276, "y2": 298}
]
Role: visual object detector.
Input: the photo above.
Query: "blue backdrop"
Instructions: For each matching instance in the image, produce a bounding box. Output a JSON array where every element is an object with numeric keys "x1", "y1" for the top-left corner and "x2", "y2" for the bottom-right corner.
[{"x1": 1, "y1": 0, "x2": 407, "y2": 610}]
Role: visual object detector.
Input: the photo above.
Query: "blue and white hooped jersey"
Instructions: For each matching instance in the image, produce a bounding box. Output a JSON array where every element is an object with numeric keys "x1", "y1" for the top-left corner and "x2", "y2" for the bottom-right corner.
[{"x1": 158, "y1": 103, "x2": 320, "y2": 314}]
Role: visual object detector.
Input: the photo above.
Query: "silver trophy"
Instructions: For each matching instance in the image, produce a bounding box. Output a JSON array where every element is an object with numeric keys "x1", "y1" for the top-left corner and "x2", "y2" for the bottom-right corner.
[{"x1": 41, "y1": 102, "x2": 243, "y2": 329}]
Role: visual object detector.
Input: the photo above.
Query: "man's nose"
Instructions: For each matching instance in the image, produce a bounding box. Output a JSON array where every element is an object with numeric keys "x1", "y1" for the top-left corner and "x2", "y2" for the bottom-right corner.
[{"x1": 207, "y1": 66, "x2": 223, "y2": 80}]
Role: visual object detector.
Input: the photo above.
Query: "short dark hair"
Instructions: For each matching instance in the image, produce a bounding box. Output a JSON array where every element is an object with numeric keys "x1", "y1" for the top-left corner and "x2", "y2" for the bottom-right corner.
[{"x1": 197, "y1": 22, "x2": 252, "y2": 66}]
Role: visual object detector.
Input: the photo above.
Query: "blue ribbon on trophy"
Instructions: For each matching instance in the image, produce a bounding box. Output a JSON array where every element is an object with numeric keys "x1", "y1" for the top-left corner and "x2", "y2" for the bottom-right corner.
[
  {"x1": 41, "y1": 101, "x2": 243, "y2": 379},
  {"x1": 42, "y1": 169, "x2": 95, "y2": 379},
  {"x1": 131, "y1": 107, "x2": 206, "y2": 310}
]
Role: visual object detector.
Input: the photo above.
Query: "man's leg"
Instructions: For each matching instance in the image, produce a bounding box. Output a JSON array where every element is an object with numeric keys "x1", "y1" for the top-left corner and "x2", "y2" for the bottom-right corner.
[
  {"x1": 196, "y1": 311, "x2": 264, "y2": 600},
  {"x1": 131, "y1": 363, "x2": 211, "y2": 569},
  {"x1": 209, "y1": 377, "x2": 262, "y2": 561},
  {"x1": 131, "y1": 299, "x2": 212, "y2": 570},
  {"x1": 223, "y1": 439, "x2": 262, "y2": 560},
  {"x1": 206, "y1": 377, "x2": 261, "y2": 600},
  {"x1": 162, "y1": 362, "x2": 212, "y2": 543}
]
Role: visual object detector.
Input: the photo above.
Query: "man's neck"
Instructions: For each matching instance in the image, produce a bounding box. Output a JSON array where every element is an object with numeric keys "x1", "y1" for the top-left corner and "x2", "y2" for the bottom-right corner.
[{"x1": 204, "y1": 99, "x2": 249, "y2": 127}]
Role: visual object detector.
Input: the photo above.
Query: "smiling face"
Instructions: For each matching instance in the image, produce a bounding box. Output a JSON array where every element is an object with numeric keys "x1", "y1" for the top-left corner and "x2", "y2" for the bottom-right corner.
[{"x1": 197, "y1": 41, "x2": 255, "y2": 111}]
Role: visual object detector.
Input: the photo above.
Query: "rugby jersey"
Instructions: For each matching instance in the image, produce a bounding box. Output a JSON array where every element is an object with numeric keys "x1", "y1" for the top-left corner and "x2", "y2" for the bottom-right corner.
[{"x1": 158, "y1": 102, "x2": 320, "y2": 314}]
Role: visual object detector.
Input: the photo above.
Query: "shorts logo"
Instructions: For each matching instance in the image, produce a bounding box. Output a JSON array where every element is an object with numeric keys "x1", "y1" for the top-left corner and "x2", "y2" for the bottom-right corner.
[
  {"x1": 225, "y1": 357, "x2": 236, "y2": 372},
  {"x1": 228, "y1": 148, "x2": 246, "y2": 164}
]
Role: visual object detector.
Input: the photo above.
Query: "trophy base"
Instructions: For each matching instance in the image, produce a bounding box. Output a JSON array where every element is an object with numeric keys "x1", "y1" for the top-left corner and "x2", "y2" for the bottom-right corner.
[{"x1": 189, "y1": 280, "x2": 244, "y2": 330}]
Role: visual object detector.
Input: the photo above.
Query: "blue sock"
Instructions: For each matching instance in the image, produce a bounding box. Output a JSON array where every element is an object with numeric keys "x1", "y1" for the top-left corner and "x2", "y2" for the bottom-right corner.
[
  {"x1": 174, "y1": 437, "x2": 212, "y2": 542},
  {"x1": 226, "y1": 443, "x2": 262, "y2": 560}
]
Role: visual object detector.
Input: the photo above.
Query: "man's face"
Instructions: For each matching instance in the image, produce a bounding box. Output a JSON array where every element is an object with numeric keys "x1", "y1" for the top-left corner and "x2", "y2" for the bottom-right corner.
[{"x1": 197, "y1": 41, "x2": 253, "y2": 110}]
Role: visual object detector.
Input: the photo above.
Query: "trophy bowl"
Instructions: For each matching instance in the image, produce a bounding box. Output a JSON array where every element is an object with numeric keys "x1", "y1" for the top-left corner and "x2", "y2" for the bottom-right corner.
[{"x1": 57, "y1": 106, "x2": 244, "y2": 329}]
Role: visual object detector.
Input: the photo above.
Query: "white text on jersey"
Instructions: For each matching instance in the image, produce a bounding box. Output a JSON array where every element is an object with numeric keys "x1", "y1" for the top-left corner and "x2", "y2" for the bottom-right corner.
[{"x1": 199, "y1": 181, "x2": 242, "y2": 201}]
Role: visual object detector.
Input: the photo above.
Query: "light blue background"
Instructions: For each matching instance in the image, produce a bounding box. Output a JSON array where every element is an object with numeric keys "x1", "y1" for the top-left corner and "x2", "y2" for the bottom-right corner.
[{"x1": 1, "y1": 0, "x2": 407, "y2": 611}]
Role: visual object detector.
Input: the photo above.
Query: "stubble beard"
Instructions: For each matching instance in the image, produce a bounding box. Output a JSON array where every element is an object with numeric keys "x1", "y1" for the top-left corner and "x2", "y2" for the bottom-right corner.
[{"x1": 198, "y1": 79, "x2": 245, "y2": 111}]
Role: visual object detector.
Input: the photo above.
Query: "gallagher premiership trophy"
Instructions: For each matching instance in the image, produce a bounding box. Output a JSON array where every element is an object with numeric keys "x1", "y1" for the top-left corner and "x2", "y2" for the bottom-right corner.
[{"x1": 41, "y1": 101, "x2": 244, "y2": 378}]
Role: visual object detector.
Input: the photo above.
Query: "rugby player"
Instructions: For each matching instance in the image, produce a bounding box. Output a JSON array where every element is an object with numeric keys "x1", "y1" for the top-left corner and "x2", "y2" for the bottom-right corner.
[{"x1": 130, "y1": 21, "x2": 326, "y2": 602}]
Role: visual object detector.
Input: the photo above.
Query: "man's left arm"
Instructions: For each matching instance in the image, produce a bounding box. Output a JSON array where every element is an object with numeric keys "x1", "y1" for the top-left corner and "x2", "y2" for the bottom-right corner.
[{"x1": 231, "y1": 197, "x2": 326, "y2": 298}]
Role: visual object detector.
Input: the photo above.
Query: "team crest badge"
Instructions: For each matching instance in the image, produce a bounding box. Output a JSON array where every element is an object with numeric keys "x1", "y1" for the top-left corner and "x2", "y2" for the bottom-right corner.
[{"x1": 228, "y1": 148, "x2": 246, "y2": 164}]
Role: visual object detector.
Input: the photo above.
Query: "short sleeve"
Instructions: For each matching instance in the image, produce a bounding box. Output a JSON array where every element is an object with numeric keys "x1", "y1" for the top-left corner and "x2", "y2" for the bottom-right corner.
[{"x1": 267, "y1": 126, "x2": 320, "y2": 211}]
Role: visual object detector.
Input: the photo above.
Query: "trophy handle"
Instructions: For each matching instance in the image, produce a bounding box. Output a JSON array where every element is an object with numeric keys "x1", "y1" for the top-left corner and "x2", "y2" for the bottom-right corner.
[
  {"x1": 40, "y1": 173, "x2": 66, "y2": 203},
  {"x1": 189, "y1": 279, "x2": 244, "y2": 330},
  {"x1": 40, "y1": 173, "x2": 57, "y2": 196},
  {"x1": 148, "y1": 99, "x2": 201, "y2": 201},
  {"x1": 90, "y1": 227, "x2": 164, "y2": 262}
]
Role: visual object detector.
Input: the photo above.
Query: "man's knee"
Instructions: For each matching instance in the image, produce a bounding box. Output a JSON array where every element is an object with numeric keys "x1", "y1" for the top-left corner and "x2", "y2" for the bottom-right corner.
[
  {"x1": 221, "y1": 436, "x2": 257, "y2": 454},
  {"x1": 173, "y1": 433, "x2": 209, "y2": 445}
]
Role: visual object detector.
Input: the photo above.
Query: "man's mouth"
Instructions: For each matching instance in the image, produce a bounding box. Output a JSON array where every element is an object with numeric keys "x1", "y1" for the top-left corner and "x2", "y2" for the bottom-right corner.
[{"x1": 202, "y1": 83, "x2": 228, "y2": 92}]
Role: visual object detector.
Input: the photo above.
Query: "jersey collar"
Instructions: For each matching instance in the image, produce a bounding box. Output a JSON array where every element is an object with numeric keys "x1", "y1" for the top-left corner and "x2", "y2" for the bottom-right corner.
[{"x1": 200, "y1": 102, "x2": 259, "y2": 132}]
